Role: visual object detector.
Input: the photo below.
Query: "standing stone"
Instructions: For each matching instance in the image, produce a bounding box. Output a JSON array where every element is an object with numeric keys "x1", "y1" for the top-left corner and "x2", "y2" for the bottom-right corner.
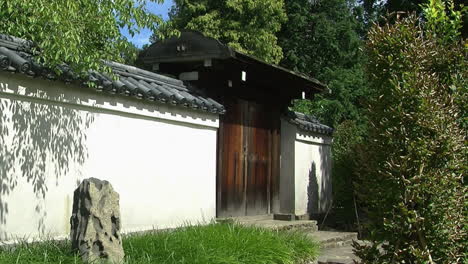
[{"x1": 70, "y1": 178, "x2": 124, "y2": 264}]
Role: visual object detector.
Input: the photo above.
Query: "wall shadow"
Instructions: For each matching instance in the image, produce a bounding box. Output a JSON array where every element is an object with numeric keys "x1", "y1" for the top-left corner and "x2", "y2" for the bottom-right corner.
[
  {"x1": 307, "y1": 161, "x2": 319, "y2": 214},
  {"x1": 0, "y1": 81, "x2": 94, "y2": 237},
  {"x1": 319, "y1": 143, "x2": 332, "y2": 213},
  {"x1": 306, "y1": 143, "x2": 333, "y2": 219}
]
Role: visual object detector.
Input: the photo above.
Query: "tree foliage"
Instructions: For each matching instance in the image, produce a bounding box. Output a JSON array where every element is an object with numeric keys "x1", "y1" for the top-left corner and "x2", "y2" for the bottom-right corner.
[
  {"x1": 353, "y1": 1, "x2": 467, "y2": 262},
  {"x1": 362, "y1": 0, "x2": 467, "y2": 38},
  {"x1": 363, "y1": 0, "x2": 466, "y2": 15},
  {"x1": 363, "y1": 0, "x2": 425, "y2": 18},
  {"x1": 279, "y1": 0, "x2": 368, "y2": 128},
  {"x1": 0, "y1": 0, "x2": 165, "y2": 74},
  {"x1": 278, "y1": 0, "x2": 369, "y2": 224},
  {"x1": 153, "y1": 0, "x2": 287, "y2": 64}
]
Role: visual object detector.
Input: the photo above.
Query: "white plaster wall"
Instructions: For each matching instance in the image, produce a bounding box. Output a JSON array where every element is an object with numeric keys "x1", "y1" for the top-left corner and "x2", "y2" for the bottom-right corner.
[
  {"x1": 294, "y1": 132, "x2": 332, "y2": 216},
  {"x1": 279, "y1": 118, "x2": 333, "y2": 217},
  {"x1": 0, "y1": 72, "x2": 218, "y2": 242}
]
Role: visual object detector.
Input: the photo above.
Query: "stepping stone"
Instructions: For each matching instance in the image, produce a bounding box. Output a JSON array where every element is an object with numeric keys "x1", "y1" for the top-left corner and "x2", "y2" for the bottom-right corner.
[
  {"x1": 317, "y1": 245, "x2": 358, "y2": 264},
  {"x1": 306, "y1": 231, "x2": 358, "y2": 249}
]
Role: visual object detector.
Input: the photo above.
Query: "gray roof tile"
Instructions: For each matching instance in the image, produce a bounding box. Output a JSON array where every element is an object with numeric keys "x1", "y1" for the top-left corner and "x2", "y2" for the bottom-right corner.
[
  {"x1": 0, "y1": 33, "x2": 225, "y2": 114},
  {"x1": 286, "y1": 111, "x2": 334, "y2": 135}
]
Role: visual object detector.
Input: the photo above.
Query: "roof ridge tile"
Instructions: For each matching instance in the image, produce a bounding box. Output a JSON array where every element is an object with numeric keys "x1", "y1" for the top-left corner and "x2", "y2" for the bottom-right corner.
[
  {"x1": 287, "y1": 111, "x2": 334, "y2": 135},
  {"x1": 0, "y1": 33, "x2": 225, "y2": 115}
]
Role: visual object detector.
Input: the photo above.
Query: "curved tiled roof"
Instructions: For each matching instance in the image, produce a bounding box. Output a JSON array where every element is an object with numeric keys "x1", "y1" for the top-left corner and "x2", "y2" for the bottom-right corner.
[
  {"x1": 286, "y1": 111, "x2": 334, "y2": 135},
  {"x1": 0, "y1": 34, "x2": 225, "y2": 114}
]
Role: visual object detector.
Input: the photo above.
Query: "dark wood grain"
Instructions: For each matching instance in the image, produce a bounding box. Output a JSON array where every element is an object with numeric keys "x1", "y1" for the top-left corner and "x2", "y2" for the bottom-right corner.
[{"x1": 217, "y1": 99, "x2": 280, "y2": 217}]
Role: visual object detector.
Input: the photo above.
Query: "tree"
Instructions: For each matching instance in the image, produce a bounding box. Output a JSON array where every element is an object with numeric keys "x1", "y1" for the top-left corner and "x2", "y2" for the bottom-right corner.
[
  {"x1": 362, "y1": 0, "x2": 467, "y2": 38},
  {"x1": 279, "y1": 0, "x2": 367, "y2": 128},
  {"x1": 353, "y1": 0, "x2": 467, "y2": 262},
  {"x1": 153, "y1": 0, "x2": 287, "y2": 64},
  {"x1": 363, "y1": 0, "x2": 466, "y2": 15},
  {"x1": 278, "y1": 0, "x2": 369, "y2": 226},
  {"x1": 363, "y1": 0, "x2": 425, "y2": 18},
  {"x1": 0, "y1": 0, "x2": 166, "y2": 74}
]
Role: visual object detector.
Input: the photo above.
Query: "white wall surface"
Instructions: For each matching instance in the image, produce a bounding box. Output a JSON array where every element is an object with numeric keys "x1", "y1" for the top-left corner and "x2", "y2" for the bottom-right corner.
[
  {"x1": 279, "y1": 118, "x2": 333, "y2": 217},
  {"x1": 0, "y1": 72, "x2": 219, "y2": 242},
  {"x1": 294, "y1": 131, "x2": 332, "y2": 216}
]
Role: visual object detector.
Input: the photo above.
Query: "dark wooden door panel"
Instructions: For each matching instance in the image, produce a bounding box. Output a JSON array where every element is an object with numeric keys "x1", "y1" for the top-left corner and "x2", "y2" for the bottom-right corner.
[
  {"x1": 245, "y1": 101, "x2": 270, "y2": 215},
  {"x1": 218, "y1": 99, "x2": 280, "y2": 217},
  {"x1": 270, "y1": 123, "x2": 281, "y2": 213},
  {"x1": 246, "y1": 158, "x2": 268, "y2": 215},
  {"x1": 218, "y1": 100, "x2": 245, "y2": 217}
]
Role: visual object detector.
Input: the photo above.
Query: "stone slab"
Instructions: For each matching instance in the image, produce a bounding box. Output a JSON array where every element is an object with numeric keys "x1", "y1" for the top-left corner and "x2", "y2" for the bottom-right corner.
[
  {"x1": 317, "y1": 245, "x2": 358, "y2": 264},
  {"x1": 306, "y1": 231, "x2": 358, "y2": 249},
  {"x1": 219, "y1": 215, "x2": 318, "y2": 231}
]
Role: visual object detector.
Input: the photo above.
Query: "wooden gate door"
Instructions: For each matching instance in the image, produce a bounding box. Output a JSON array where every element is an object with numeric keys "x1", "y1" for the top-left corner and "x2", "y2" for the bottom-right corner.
[{"x1": 217, "y1": 99, "x2": 280, "y2": 217}]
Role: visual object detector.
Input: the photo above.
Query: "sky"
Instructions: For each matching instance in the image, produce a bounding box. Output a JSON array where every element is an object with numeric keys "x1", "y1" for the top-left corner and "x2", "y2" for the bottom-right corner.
[{"x1": 120, "y1": 0, "x2": 174, "y2": 48}]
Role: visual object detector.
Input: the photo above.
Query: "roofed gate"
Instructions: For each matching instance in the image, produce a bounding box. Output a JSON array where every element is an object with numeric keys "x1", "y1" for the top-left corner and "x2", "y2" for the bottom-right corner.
[{"x1": 141, "y1": 31, "x2": 326, "y2": 217}]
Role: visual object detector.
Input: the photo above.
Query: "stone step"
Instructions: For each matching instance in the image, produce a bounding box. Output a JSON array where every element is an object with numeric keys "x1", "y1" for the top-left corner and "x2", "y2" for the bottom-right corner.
[
  {"x1": 315, "y1": 240, "x2": 370, "y2": 264},
  {"x1": 316, "y1": 244, "x2": 360, "y2": 264},
  {"x1": 217, "y1": 215, "x2": 318, "y2": 232},
  {"x1": 251, "y1": 219, "x2": 319, "y2": 232},
  {"x1": 307, "y1": 231, "x2": 358, "y2": 249}
]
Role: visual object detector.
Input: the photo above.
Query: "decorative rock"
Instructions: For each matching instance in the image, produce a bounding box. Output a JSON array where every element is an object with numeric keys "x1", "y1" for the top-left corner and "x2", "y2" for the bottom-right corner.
[{"x1": 70, "y1": 178, "x2": 124, "y2": 264}]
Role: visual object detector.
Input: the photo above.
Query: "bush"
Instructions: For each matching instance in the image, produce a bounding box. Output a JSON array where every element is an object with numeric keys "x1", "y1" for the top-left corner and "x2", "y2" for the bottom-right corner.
[
  {"x1": 353, "y1": 1, "x2": 467, "y2": 263},
  {"x1": 329, "y1": 120, "x2": 365, "y2": 230}
]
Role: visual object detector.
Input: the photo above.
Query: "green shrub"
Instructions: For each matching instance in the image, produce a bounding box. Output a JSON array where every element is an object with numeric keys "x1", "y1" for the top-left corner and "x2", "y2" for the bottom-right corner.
[
  {"x1": 353, "y1": 0, "x2": 467, "y2": 263},
  {"x1": 330, "y1": 120, "x2": 365, "y2": 228}
]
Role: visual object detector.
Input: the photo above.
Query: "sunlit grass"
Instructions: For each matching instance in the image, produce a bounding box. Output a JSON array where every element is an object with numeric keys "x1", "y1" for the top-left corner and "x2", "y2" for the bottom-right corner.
[{"x1": 0, "y1": 222, "x2": 319, "y2": 264}]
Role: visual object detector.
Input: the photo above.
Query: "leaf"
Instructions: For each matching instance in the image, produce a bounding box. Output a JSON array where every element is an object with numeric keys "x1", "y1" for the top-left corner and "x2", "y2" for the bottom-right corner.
[{"x1": 0, "y1": 0, "x2": 165, "y2": 72}]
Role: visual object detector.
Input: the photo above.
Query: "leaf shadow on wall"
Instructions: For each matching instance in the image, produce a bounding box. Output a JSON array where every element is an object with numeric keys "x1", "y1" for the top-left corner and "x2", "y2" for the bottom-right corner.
[{"x1": 0, "y1": 84, "x2": 94, "y2": 238}]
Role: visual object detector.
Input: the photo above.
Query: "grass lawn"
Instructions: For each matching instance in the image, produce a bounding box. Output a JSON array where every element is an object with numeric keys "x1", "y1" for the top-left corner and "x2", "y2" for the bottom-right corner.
[{"x1": 0, "y1": 222, "x2": 319, "y2": 264}]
